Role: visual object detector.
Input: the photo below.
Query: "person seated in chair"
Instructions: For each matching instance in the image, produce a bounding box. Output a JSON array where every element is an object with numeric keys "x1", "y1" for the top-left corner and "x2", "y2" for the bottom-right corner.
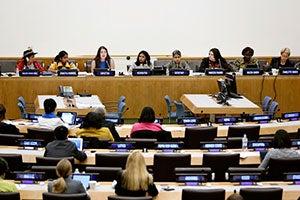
[
  {"x1": 130, "y1": 106, "x2": 163, "y2": 137},
  {"x1": 0, "y1": 104, "x2": 20, "y2": 134},
  {"x1": 0, "y1": 157, "x2": 18, "y2": 192},
  {"x1": 270, "y1": 48, "x2": 294, "y2": 69},
  {"x1": 48, "y1": 159, "x2": 90, "y2": 200},
  {"x1": 259, "y1": 129, "x2": 300, "y2": 169},
  {"x1": 76, "y1": 112, "x2": 114, "y2": 141},
  {"x1": 233, "y1": 47, "x2": 258, "y2": 71},
  {"x1": 48, "y1": 50, "x2": 79, "y2": 73},
  {"x1": 115, "y1": 150, "x2": 158, "y2": 197},
  {"x1": 128, "y1": 50, "x2": 153, "y2": 74},
  {"x1": 200, "y1": 48, "x2": 232, "y2": 72},
  {"x1": 44, "y1": 126, "x2": 87, "y2": 162},
  {"x1": 165, "y1": 50, "x2": 190, "y2": 70},
  {"x1": 15, "y1": 47, "x2": 44, "y2": 72}
]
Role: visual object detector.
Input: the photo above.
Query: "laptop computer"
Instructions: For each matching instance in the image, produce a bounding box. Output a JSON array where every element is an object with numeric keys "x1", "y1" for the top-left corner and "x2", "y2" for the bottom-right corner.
[
  {"x1": 57, "y1": 111, "x2": 77, "y2": 125},
  {"x1": 68, "y1": 138, "x2": 83, "y2": 151},
  {"x1": 71, "y1": 173, "x2": 97, "y2": 189}
]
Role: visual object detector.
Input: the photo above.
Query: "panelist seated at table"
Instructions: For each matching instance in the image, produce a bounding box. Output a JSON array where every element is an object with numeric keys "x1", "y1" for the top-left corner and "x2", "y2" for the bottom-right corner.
[
  {"x1": 127, "y1": 50, "x2": 153, "y2": 74},
  {"x1": 90, "y1": 46, "x2": 115, "y2": 73},
  {"x1": 38, "y1": 98, "x2": 68, "y2": 130},
  {"x1": 0, "y1": 104, "x2": 20, "y2": 134},
  {"x1": 76, "y1": 112, "x2": 114, "y2": 141},
  {"x1": 15, "y1": 47, "x2": 44, "y2": 72},
  {"x1": 165, "y1": 50, "x2": 190, "y2": 70},
  {"x1": 259, "y1": 129, "x2": 300, "y2": 169},
  {"x1": 200, "y1": 48, "x2": 232, "y2": 72},
  {"x1": 0, "y1": 157, "x2": 18, "y2": 192},
  {"x1": 48, "y1": 159, "x2": 90, "y2": 200},
  {"x1": 270, "y1": 48, "x2": 294, "y2": 69},
  {"x1": 48, "y1": 50, "x2": 79, "y2": 73},
  {"x1": 115, "y1": 150, "x2": 158, "y2": 197},
  {"x1": 44, "y1": 126, "x2": 87, "y2": 162},
  {"x1": 233, "y1": 47, "x2": 258, "y2": 72}
]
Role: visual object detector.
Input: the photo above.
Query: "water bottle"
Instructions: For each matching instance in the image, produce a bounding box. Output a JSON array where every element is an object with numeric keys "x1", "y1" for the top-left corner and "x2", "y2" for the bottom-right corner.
[
  {"x1": 242, "y1": 134, "x2": 248, "y2": 151},
  {"x1": 74, "y1": 168, "x2": 80, "y2": 174}
]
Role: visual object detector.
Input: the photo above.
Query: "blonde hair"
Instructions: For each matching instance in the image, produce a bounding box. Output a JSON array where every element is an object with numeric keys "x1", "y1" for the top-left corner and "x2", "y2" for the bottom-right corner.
[
  {"x1": 122, "y1": 150, "x2": 153, "y2": 191},
  {"x1": 280, "y1": 48, "x2": 291, "y2": 56},
  {"x1": 52, "y1": 159, "x2": 72, "y2": 193}
]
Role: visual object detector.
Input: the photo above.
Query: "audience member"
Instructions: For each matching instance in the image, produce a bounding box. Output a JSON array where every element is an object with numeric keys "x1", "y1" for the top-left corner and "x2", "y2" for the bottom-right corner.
[
  {"x1": 15, "y1": 48, "x2": 44, "y2": 72},
  {"x1": 270, "y1": 48, "x2": 294, "y2": 69},
  {"x1": 90, "y1": 46, "x2": 115, "y2": 73},
  {"x1": 0, "y1": 157, "x2": 18, "y2": 192},
  {"x1": 48, "y1": 50, "x2": 78, "y2": 73},
  {"x1": 44, "y1": 126, "x2": 87, "y2": 161},
  {"x1": 226, "y1": 190, "x2": 244, "y2": 200},
  {"x1": 259, "y1": 129, "x2": 300, "y2": 169},
  {"x1": 38, "y1": 98, "x2": 66, "y2": 130},
  {"x1": 0, "y1": 104, "x2": 20, "y2": 134},
  {"x1": 165, "y1": 50, "x2": 190, "y2": 70},
  {"x1": 115, "y1": 150, "x2": 158, "y2": 197},
  {"x1": 130, "y1": 106, "x2": 163, "y2": 137},
  {"x1": 128, "y1": 50, "x2": 153, "y2": 74},
  {"x1": 200, "y1": 48, "x2": 232, "y2": 72},
  {"x1": 76, "y1": 112, "x2": 114, "y2": 141},
  {"x1": 48, "y1": 159, "x2": 90, "y2": 200},
  {"x1": 233, "y1": 47, "x2": 258, "y2": 71},
  {"x1": 94, "y1": 107, "x2": 120, "y2": 141}
]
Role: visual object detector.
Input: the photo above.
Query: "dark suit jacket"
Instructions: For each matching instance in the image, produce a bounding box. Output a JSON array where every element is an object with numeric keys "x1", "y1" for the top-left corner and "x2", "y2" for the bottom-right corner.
[
  {"x1": 270, "y1": 57, "x2": 294, "y2": 69},
  {"x1": 200, "y1": 57, "x2": 232, "y2": 72},
  {"x1": 102, "y1": 120, "x2": 120, "y2": 141},
  {"x1": 0, "y1": 122, "x2": 20, "y2": 134},
  {"x1": 44, "y1": 140, "x2": 87, "y2": 162}
]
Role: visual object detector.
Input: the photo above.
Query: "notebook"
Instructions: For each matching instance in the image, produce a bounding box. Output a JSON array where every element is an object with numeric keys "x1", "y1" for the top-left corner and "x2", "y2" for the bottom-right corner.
[
  {"x1": 57, "y1": 111, "x2": 77, "y2": 125},
  {"x1": 68, "y1": 138, "x2": 83, "y2": 151}
]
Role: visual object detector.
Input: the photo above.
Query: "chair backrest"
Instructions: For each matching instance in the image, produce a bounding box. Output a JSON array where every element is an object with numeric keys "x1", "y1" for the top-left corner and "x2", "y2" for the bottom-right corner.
[
  {"x1": 0, "y1": 60, "x2": 18, "y2": 72},
  {"x1": 118, "y1": 96, "x2": 126, "y2": 106},
  {"x1": 182, "y1": 188, "x2": 225, "y2": 200},
  {"x1": 18, "y1": 96, "x2": 26, "y2": 107},
  {"x1": 267, "y1": 157, "x2": 300, "y2": 181},
  {"x1": 202, "y1": 153, "x2": 240, "y2": 181},
  {"x1": 85, "y1": 59, "x2": 93, "y2": 72},
  {"x1": 173, "y1": 100, "x2": 184, "y2": 118},
  {"x1": 227, "y1": 137, "x2": 243, "y2": 149},
  {"x1": 17, "y1": 102, "x2": 27, "y2": 119},
  {"x1": 0, "y1": 154, "x2": 24, "y2": 179},
  {"x1": 153, "y1": 153, "x2": 191, "y2": 181},
  {"x1": 164, "y1": 95, "x2": 172, "y2": 113},
  {"x1": 175, "y1": 167, "x2": 212, "y2": 181},
  {"x1": 95, "y1": 153, "x2": 129, "y2": 169},
  {"x1": 85, "y1": 166, "x2": 122, "y2": 181},
  {"x1": 0, "y1": 133, "x2": 24, "y2": 146},
  {"x1": 187, "y1": 60, "x2": 202, "y2": 72},
  {"x1": 42, "y1": 192, "x2": 88, "y2": 200},
  {"x1": 0, "y1": 192, "x2": 20, "y2": 200},
  {"x1": 240, "y1": 187, "x2": 283, "y2": 200},
  {"x1": 131, "y1": 130, "x2": 172, "y2": 142},
  {"x1": 227, "y1": 125, "x2": 260, "y2": 141},
  {"x1": 26, "y1": 128, "x2": 55, "y2": 145},
  {"x1": 153, "y1": 60, "x2": 170, "y2": 67},
  {"x1": 262, "y1": 96, "x2": 272, "y2": 112},
  {"x1": 118, "y1": 102, "x2": 126, "y2": 118},
  {"x1": 31, "y1": 165, "x2": 57, "y2": 180},
  {"x1": 81, "y1": 137, "x2": 110, "y2": 149},
  {"x1": 184, "y1": 127, "x2": 217, "y2": 149},
  {"x1": 126, "y1": 138, "x2": 157, "y2": 149},
  {"x1": 36, "y1": 157, "x2": 74, "y2": 166},
  {"x1": 269, "y1": 101, "x2": 279, "y2": 118},
  {"x1": 108, "y1": 195, "x2": 152, "y2": 200}
]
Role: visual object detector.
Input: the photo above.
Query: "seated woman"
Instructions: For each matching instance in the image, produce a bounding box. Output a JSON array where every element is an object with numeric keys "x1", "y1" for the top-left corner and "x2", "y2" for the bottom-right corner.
[
  {"x1": 130, "y1": 106, "x2": 163, "y2": 137},
  {"x1": 270, "y1": 48, "x2": 294, "y2": 69},
  {"x1": 48, "y1": 159, "x2": 90, "y2": 200},
  {"x1": 38, "y1": 98, "x2": 66, "y2": 130},
  {"x1": 128, "y1": 50, "x2": 153, "y2": 74},
  {"x1": 76, "y1": 112, "x2": 114, "y2": 141},
  {"x1": 48, "y1": 50, "x2": 78, "y2": 73},
  {"x1": 233, "y1": 47, "x2": 258, "y2": 71},
  {"x1": 259, "y1": 129, "x2": 300, "y2": 169},
  {"x1": 115, "y1": 150, "x2": 158, "y2": 197},
  {"x1": 15, "y1": 48, "x2": 44, "y2": 72},
  {"x1": 200, "y1": 48, "x2": 232, "y2": 72},
  {"x1": 0, "y1": 104, "x2": 20, "y2": 134},
  {"x1": 165, "y1": 50, "x2": 190, "y2": 70},
  {"x1": 90, "y1": 46, "x2": 115, "y2": 73},
  {"x1": 0, "y1": 157, "x2": 18, "y2": 192}
]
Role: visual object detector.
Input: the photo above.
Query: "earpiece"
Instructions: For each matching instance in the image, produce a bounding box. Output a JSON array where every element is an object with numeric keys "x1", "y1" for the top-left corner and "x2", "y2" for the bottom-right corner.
[{"x1": 26, "y1": 57, "x2": 29, "y2": 62}]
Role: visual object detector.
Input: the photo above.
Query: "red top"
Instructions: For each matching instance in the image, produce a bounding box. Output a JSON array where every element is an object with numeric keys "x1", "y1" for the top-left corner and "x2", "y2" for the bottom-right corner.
[{"x1": 16, "y1": 60, "x2": 44, "y2": 72}]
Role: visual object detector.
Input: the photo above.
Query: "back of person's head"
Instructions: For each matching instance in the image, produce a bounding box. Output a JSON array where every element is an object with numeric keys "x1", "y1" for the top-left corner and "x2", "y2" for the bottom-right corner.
[
  {"x1": 273, "y1": 129, "x2": 291, "y2": 148},
  {"x1": 94, "y1": 107, "x2": 106, "y2": 119},
  {"x1": 0, "y1": 157, "x2": 9, "y2": 177},
  {"x1": 81, "y1": 112, "x2": 103, "y2": 129},
  {"x1": 138, "y1": 106, "x2": 155, "y2": 123},
  {"x1": 52, "y1": 159, "x2": 72, "y2": 193},
  {"x1": 172, "y1": 50, "x2": 181, "y2": 57},
  {"x1": 227, "y1": 190, "x2": 244, "y2": 200},
  {"x1": 242, "y1": 47, "x2": 254, "y2": 57},
  {"x1": 43, "y1": 98, "x2": 57, "y2": 114},
  {"x1": 54, "y1": 126, "x2": 68, "y2": 140},
  {"x1": 123, "y1": 150, "x2": 150, "y2": 191},
  {"x1": 0, "y1": 104, "x2": 6, "y2": 121},
  {"x1": 210, "y1": 48, "x2": 222, "y2": 60},
  {"x1": 54, "y1": 50, "x2": 68, "y2": 63}
]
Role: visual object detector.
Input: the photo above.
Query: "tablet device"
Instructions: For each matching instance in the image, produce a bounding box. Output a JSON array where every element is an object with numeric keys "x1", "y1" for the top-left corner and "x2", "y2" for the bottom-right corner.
[{"x1": 57, "y1": 111, "x2": 77, "y2": 125}]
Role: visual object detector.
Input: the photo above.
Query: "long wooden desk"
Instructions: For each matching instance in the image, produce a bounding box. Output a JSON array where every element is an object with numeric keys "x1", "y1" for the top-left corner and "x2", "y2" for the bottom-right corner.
[
  {"x1": 1, "y1": 76, "x2": 300, "y2": 119},
  {"x1": 17, "y1": 181, "x2": 300, "y2": 200}
]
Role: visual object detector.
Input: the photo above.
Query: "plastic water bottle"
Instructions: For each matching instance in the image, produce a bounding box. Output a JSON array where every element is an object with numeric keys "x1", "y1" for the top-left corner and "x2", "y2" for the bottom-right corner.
[
  {"x1": 242, "y1": 134, "x2": 248, "y2": 151},
  {"x1": 74, "y1": 168, "x2": 80, "y2": 174}
]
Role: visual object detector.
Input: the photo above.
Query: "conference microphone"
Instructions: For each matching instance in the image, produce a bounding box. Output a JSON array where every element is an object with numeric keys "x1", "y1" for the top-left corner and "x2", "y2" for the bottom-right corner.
[
  {"x1": 123, "y1": 107, "x2": 129, "y2": 114},
  {"x1": 256, "y1": 60, "x2": 260, "y2": 69},
  {"x1": 106, "y1": 61, "x2": 111, "y2": 69},
  {"x1": 126, "y1": 56, "x2": 130, "y2": 60}
]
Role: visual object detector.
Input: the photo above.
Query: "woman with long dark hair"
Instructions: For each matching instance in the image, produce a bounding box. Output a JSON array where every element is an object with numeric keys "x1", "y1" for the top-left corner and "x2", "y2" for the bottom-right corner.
[
  {"x1": 91, "y1": 46, "x2": 115, "y2": 73},
  {"x1": 200, "y1": 48, "x2": 232, "y2": 72}
]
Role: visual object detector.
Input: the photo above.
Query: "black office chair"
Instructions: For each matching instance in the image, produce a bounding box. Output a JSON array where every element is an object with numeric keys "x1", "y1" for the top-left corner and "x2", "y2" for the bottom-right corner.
[
  {"x1": 42, "y1": 192, "x2": 88, "y2": 200},
  {"x1": 131, "y1": 130, "x2": 172, "y2": 142},
  {"x1": 85, "y1": 166, "x2": 122, "y2": 182},
  {"x1": 36, "y1": 157, "x2": 74, "y2": 166},
  {"x1": 153, "y1": 153, "x2": 191, "y2": 182},
  {"x1": 175, "y1": 167, "x2": 212, "y2": 181},
  {"x1": 187, "y1": 60, "x2": 202, "y2": 72},
  {"x1": 227, "y1": 125, "x2": 260, "y2": 141},
  {"x1": 107, "y1": 196, "x2": 152, "y2": 200},
  {"x1": 84, "y1": 59, "x2": 93, "y2": 72},
  {"x1": 126, "y1": 138, "x2": 157, "y2": 149},
  {"x1": 95, "y1": 153, "x2": 129, "y2": 169},
  {"x1": 184, "y1": 126, "x2": 217, "y2": 149},
  {"x1": 80, "y1": 137, "x2": 110, "y2": 149},
  {"x1": 153, "y1": 60, "x2": 170, "y2": 67},
  {"x1": 0, "y1": 60, "x2": 18, "y2": 72},
  {"x1": 202, "y1": 153, "x2": 240, "y2": 182},
  {"x1": 31, "y1": 165, "x2": 57, "y2": 180},
  {"x1": 240, "y1": 187, "x2": 283, "y2": 200},
  {"x1": 182, "y1": 188, "x2": 225, "y2": 200},
  {"x1": 26, "y1": 128, "x2": 55, "y2": 145},
  {"x1": 266, "y1": 157, "x2": 300, "y2": 181},
  {"x1": 0, "y1": 133, "x2": 24, "y2": 146},
  {"x1": 0, "y1": 192, "x2": 20, "y2": 200},
  {"x1": 0, "y1": 154, "x2": 25, "y2": 179}
]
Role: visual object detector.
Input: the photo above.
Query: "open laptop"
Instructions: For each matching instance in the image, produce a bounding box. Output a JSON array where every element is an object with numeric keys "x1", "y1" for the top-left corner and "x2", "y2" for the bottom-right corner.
[
  {"x1": 57, "y1": 111, "x2": 77, "y2": 125},
  {"x1": 68, "y1": 138, "x2": 83, "y2": 151},
  {"x1": 71, "y1": 173, "x2": 97, "y2": 189}
]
